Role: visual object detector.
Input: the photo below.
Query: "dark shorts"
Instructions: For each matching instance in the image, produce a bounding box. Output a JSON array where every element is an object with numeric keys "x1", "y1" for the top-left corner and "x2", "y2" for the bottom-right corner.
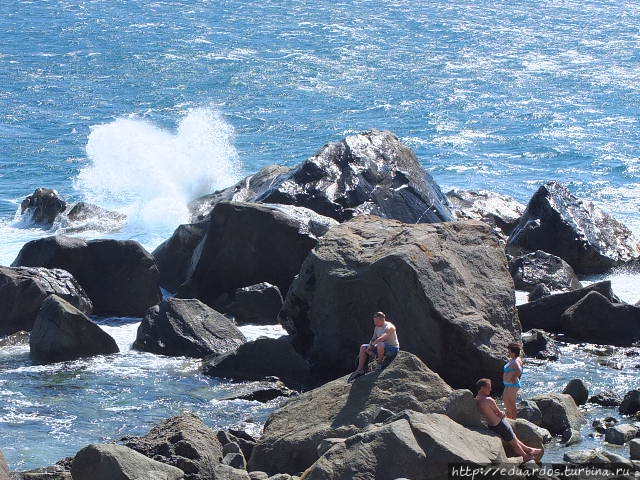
[{"x1": 489, "y1": 418, "x2": 515, "y2": 442}]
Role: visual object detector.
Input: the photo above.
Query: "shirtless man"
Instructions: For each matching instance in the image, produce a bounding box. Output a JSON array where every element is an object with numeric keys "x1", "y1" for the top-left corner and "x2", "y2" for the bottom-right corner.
[
  {"x1": 348, "y1": 312, "x2": 399, "y2": 380},
  {"x1": 475, "y1": 378, "x2": 542, "y2": 463}
]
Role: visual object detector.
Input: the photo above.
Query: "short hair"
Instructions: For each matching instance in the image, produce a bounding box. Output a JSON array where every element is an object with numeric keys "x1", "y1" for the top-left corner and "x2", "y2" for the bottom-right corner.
[
  {"x1": 476, "y1": 378, "x2": 491, "y2": 390},
  {"x1": 508, "y1": 342, "x2": 522, "y2": 357},
  {"x1": 373, "y1": 311, "x2": 386, "y2": 319}
]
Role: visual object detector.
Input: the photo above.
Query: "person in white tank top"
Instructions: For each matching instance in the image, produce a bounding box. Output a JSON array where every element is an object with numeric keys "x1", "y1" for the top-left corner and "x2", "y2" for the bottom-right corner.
[{"x1": 349, "y1": 312, "x2": 400, "y2": 378}]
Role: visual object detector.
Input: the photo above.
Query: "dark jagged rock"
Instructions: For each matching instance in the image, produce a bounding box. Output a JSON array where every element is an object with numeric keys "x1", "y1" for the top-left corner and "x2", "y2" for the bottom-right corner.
[
  {"x1": 0, "y1": 266, "x2": 92, "y2": 336},
  {"x1": 517, "y1": 281, "x2": 618, "y2": 333},
  {"x1": 0, "y1": 330, "x2": 29, "y2": 347},
  {"x1": 278, "y1": 216, "x2": 520, "y2": 388},
  {"x1": 247, "y1": 352, "x2": 483, "y2": 475},
  {"x1": 203, "y1": 336, "x2": 310, "y2": 389},
  {"x1": 29, "y1": 295, "x2": 118, "y2": 364},
  {"x1": 522, "y1": 329, "x2": 559, "y2": 361},
  {"x1": 189, "y1": 164, "x2": 292, "y2": 222},
  {"x1": 507, "y1": 181, "x2": 640, "y2": 274},
  {"x1": 619, "y1": 390, "x2": 640, "y2": 416},
  {"x1": 509, "y1": 250, "x2": 582, "y2": 292},
  {"x1": 122, "y1": 413, "x2": 225, "y2": 480},
  {"x1": 256, "y1": 130, "x2": 454, "y2": 224},
  {"x1": 563, "y1": 379, "x2": 589, "y2": 406},
  {"x1": 530, "y1": 393, "x2": 582, "y2": 436},
  {"x1": 605, "y1": 425, "x2": 638, "y2": 445},
  {"x1": 561, "y1": 291, "x2": 640, "y2": 346},
  {"x1": 12, "y1": 236, "x2": 161, "y2": 317},
  {"x1": 62, "y1": 202, "x2": 126, "y2": 233},
  {"x1": 220, "y1": 283, "x2": 283, "y2": 326},
  {"x1": 527, "y1": 283, "x2": 551, "y2": 302},
  {"x1": 133, "y1": 298, "x2": 245, "y2": 358},
  {"x1": 300, "y1": 412, "x2": 506, "y2": 480},
  {"x1": 218, "y1": 431, "x2": 256, "y2": 470},
  {"x1": 177, "y1": 202, "x2": 337, "y2": 308},
  {"x1": 152, "y1": 222, "x2": 207, "y2": 292},
  {"x1": 446, "y1": 188, "x2": 525, "y2": 235},
  {"x1": 71, "y1": 443, "x2": 184, "y2": 480},
  {"x1": 588, "y1": 391, "x2": 622, "y2": 407},
  {"x1": 20, "y1": 188, "x2": 67, "y2": 226}
]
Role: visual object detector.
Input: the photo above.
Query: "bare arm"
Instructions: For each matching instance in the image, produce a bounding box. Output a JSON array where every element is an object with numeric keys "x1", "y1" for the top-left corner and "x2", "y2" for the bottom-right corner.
[
  {"x1": 374, "y1": 325, "x2": 395, "y2": 345},
  {"x1": 489, "y1": 398, "x2": 505, "y2": 418}
]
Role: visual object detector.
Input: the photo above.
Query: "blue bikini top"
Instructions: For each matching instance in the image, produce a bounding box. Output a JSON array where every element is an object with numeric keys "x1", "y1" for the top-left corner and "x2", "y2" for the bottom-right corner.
[{"x1": 503, "y1": 360, "x2": 521, "y2": 373}]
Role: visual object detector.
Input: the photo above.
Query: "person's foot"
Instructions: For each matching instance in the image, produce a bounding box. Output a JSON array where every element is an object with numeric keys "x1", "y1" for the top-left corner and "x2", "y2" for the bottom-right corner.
[
  {"x1": 348, "y1": 369, "x2": 365, "y2": 382},
  {"x1": 521, "y1": 453, "x2": 534, "y2": 463}
]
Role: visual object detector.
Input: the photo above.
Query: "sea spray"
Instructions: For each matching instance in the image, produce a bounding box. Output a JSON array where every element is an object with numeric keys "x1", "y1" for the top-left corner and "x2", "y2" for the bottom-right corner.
[{"x1": 74, "y1": 107, "x2": 242, "y2": 239}]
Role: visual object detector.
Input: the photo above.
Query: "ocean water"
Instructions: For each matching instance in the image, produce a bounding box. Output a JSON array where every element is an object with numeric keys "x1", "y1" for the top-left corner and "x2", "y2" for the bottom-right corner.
[{"x1": 1, "y1": 0, "x2": 640, "y2": 470}]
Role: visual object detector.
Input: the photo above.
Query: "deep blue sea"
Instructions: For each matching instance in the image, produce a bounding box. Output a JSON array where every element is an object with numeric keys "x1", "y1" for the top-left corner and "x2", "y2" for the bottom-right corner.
[{"x1": 1, "y1": 0, "x2": 639, "y2": 470}]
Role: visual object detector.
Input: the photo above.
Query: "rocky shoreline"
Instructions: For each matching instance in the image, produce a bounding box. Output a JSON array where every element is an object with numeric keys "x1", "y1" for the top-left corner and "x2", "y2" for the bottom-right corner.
[{"x1": 2, "y1": 129, "x2": 640, "y2": 479}]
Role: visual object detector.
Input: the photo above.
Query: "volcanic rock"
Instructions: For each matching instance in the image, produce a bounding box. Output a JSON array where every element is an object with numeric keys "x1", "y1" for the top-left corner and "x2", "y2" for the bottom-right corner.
[
  {"x1": 177, "y1": 202, "x2": 336, "y2": 308},
  {"x1": 509, "y1": 250, "x2": 582, "y2": 292},
  {"x1": 257, "y1": 130, "x2": 454, "y2": 224},
  {"x1": 29, "y1": 295, "x2": 118, "y2": 363},
  {"x1": 279, "y1": 216, "x2": 520, "y2": 387},
  {"x1": 507, "y1": 181, "x2": 640, "y2": 274},
  {"x1": 0, "y1": 266, "x2": 92, "y2": 336},
  {"x1": 446, "y1": 188, "x2": 525, "y2": 235},
  {"x1": 152, "y1": 222, "x2": 207, "y2": 292},
  {"x1": 20, "y1": 188, "x2": 66, "y2": 227},
  {"x1": 12, "y1": 236, "x2": 161, "y2": 317}
]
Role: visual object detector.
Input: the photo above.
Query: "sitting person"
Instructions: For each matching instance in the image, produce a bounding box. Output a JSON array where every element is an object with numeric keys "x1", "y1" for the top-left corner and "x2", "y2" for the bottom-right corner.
[
  {"x1": 348, "y1": 312, "x2": 399, "y2": 380},
  {"x1": 475, "y1": 378, "x2": 542, "y2": 463}
]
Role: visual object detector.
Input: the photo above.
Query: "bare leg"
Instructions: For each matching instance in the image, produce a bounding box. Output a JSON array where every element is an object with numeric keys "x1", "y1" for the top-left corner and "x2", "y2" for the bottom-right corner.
[
  {"x1": 516, "y1": 440, "x2": 542, "y2": 462},
  {"x1": 502, "y1": 387, "x2": 519, "y2": 419},
  {"x1": 507, "y1": 438, "x2": 533, "y2": 461},
  {"x1": 376, "y1": 343, "x2": 385, "y2": 363},
  {"x1": 356, "y1": 345, "x2": 369, "y2": 371}
]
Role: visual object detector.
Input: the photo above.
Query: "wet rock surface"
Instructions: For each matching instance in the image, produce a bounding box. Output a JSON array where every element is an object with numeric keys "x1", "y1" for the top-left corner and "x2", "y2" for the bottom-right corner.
[
  {"x1": 509, "y1": 250, "x2": 582, "y2": 293},
  {"x1": 256, "y1": 130, "x2": 454, "y2": 223},
  {"x1": 507, "y1": 181, "x2": 640, "y2": 274},
  {"x1": 133, "y1": 298, "x2": 246, "y2": 358},
  {"x1": 29, "y1": 295, "x2": 118, "y2": 364},
  {"x1": 0, "y1": 266, "x2": 92, "y2": 336},
  {"x1": 20, "y1": 188, "x2": 67, "y2": 227}
]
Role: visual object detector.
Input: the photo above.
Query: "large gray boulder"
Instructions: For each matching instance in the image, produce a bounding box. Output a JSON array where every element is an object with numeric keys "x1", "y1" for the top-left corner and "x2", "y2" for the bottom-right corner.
[
  {"x1": 62, "y1": 202, "x2": 127, "y2": 234},
  {"x1": 509, "y1": 250, "x2": 582, "y2": 293},
  {"x1": 30, "y1": 295, "x2": 118, "y2": 363},
  {"x1": 20, "y1": 187, "x2": 67, "y2": 226},
  {"x1": 530, "y1": 393, "x2": 582, "y2": 436},
  {"x1": 71, "y1": 443, "x2": 184, "y2": 480},
  {"x1": 247, "y1": 352, "x2": 482, "y2": 475},
  {"x1": 562, "y1": 379, "x2": 589, "y2": 406},
  {"x1": 153, "y1": 222, "x2": 207, "y2": 292},
  {"x1": 446, "y1": 188, "x2": 525, "y2": 235},
  {"x1": 561, "y1": 291, "x2": 640, "y2": 346},
  {"x1": 0, "y1": 266, "x2": 92, "y2": 336},
  {"x1": 202, "y1": 335, "x2": 309, "y2": 389},
  {"x1": 517, "y1": 281, "x2": 618, "y2": 333},
  {"x1": 605, "y1": 424, "x2": 638, "y2": 445},
  {"x1": 301, "y1": 412, "x2": 506, "y2": 480},
  {"x1": 619, "y1": 390, "x2": 640, "y2": 416},
  {"x1": 279, "y1": 216, "x2": 520, "y2": 387},
  {"x1": 256, "y1": 130, "x2": 454, "y2": 223},
  {"x1": 507, "y1": 181, "x2": 640, "y2": 274},
  {"x1": 123, "y1": 413, "x2": 224, "y2": 480},
  {"x1": 177, "y1": 202, "x2": 337, "y2": 308},
  {"x1": 12, "y1": 236, "x2": 161, "y2": 317},
  {"x1": 133, "y1": 298, "x2": 246, "y2": 358},
  {"x1": 189, "y1": 164, "x2": 292, "y2": 222}
]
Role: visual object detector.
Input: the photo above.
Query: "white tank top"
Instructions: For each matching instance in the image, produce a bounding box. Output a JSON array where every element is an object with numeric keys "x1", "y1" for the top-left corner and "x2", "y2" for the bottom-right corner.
[{"x1": 373, "y1": 321, "x2": 400, "y2": 347}]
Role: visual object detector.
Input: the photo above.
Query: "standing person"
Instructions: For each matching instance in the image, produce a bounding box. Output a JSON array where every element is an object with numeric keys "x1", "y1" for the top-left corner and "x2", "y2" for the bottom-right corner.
[
  {"x1": 476, "y1": 378, "x2": 542, "y2": 462},
  {"x1": 348, "y1": 312, "x2": 399, "y2": 381},
  {"x1": 502, "y1": 342, "x2": 523, "y2": 419}
]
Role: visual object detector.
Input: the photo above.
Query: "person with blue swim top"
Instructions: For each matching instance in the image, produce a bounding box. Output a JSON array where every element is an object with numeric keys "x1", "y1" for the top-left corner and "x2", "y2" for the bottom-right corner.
[{"x1": 502, "y1": 342, "x2": 524, "y2": 419}]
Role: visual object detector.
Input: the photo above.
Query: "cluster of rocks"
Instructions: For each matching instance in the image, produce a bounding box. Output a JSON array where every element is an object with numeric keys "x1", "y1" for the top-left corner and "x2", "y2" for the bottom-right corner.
[
  {"x1": 3, "y1": 129, "x2": 640, "y2": 477},
  {"x1": 19, "y1": 188, "x2": 126, "y2": 233}
]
